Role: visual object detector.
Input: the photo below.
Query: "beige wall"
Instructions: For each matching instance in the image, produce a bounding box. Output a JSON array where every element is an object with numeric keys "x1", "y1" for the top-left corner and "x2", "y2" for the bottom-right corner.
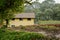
[{"x1": 9, "y1": 18, "x2": 35, "y2": 27}]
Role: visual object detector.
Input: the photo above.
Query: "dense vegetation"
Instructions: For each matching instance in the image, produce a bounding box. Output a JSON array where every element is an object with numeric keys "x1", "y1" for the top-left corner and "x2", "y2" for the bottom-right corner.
[
  {"x1": 24, "y1": 0, "x2": 60, "y2": 23},
  {"x1": 0, "y1": 28, "x2": 60, "y2": 40},
  {"x1": 0, "y1": 0, "x2": 32, "y2": 27}
]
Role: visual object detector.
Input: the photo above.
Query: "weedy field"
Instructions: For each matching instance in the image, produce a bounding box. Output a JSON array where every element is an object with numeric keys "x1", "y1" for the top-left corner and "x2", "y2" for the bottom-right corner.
[
  {"x1": 0, "y1": 28, "x2": 60, "y2": 40},
  {"x1": 39, "y1": 21, "x2": 60, "y2": 24}
]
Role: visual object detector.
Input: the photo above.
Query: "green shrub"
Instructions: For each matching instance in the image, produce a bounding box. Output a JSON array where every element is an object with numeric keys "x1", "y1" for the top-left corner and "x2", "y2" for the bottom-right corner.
[{"x1": 1, "y1": 25, "x2": 7, "y2": 29}]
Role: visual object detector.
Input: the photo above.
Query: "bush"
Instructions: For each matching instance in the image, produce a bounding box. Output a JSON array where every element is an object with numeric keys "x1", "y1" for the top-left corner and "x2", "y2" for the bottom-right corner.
[{"x1": 1, "y1": 25, "x2": 7, "y2": 29}]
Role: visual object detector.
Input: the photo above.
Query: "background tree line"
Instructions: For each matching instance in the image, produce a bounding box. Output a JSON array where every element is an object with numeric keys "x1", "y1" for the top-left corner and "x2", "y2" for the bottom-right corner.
[{"x1": 24, "y1": 0, "x2": 60, "y2": 23}]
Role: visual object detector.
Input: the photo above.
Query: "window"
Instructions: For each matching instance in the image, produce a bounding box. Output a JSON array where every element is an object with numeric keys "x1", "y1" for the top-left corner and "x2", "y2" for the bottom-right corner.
[
  {"x1": 12, "y1": 18, "x2": 15, "y2": 20},
  {"x1": 27, "y1": 18, "x2": 31, "y2": 21},
  {"x1": 11, "y1": 25, "x2": 15, "y2": 27},
  {"x1": 19, "y1": 18, "x2": 23, "y2": 21}
]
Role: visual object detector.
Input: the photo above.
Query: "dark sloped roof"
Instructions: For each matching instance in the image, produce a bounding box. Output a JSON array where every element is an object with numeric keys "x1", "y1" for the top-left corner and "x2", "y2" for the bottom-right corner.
[{"x1": 14, "y1": 13, "x2": 35, "y2": 18}]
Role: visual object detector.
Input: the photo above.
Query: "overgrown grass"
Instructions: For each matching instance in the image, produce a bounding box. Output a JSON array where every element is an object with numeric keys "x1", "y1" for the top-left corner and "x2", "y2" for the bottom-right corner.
[
  {"x1": 0, "y1": 28, "x2": 59, "y2": 40},
  {"x1": 39, "y1": 20, "x2": 60, "y2": 24}
]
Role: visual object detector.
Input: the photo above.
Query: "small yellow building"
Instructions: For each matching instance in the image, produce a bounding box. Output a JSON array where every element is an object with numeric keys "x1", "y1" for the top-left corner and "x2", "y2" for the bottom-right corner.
[{"x1": 9, "y1": 13, "x2": 35, "y2": 27}]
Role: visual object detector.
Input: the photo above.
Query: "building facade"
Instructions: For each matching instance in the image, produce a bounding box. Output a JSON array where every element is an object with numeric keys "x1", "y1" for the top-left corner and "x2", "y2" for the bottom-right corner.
[{"x1": 9, "y1": 13, "x2": 35, "y2": 27}]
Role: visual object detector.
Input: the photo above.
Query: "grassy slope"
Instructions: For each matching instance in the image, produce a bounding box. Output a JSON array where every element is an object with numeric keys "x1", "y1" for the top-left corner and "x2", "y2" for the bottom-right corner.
[{"x1": 39, "y1": 21, "x2": 60, "y2": 24}]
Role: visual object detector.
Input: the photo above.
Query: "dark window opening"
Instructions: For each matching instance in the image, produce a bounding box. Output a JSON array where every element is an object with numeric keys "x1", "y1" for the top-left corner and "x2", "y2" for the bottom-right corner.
[
  {"x1": 11, "y1": 25, "x2": 15, "y2": 27},
  {"x1": 27, "y1": 18, "x2": 31, "y2": 21},
  {"x1": 19, "y1": 18, "x2": 23, "y2": 20},
  {"x1": 12, "y1": 18, "x2": 15, "y2": 20}
]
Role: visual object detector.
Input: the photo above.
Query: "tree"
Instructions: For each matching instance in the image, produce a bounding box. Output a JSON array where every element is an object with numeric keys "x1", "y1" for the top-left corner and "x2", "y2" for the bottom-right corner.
[
  {"x1": 40, "y1": 0, "x2": 60, "y2": 20},
  {"x1": 0, "y1": 0, "x2": 32, "y2": 27},
  {"x1": 52, "y1": 4, "x2": 60, "y2": 20},
  {"x1": 40, "y1": 0, "x2": 55, "y2": 11},
  {"x1": 44, "y1": 9, "x2": 54, "y2": 20}
]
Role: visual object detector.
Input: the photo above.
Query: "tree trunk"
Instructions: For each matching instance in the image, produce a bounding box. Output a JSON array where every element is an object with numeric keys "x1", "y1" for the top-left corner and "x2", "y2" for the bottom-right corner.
[
  {"x1": 6, "y1": 19, "x2": 9, "y2": 27},
  {"x1": 0, "y1": 19, "x2": 4, "y2": 28}
]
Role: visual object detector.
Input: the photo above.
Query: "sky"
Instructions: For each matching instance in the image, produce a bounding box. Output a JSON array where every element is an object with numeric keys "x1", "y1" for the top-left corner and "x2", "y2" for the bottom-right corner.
[
  {"x1": 32, "y1": 0, "x2": 60, "y2": 3},
  {"x1": 55, "y1": 0, "x2": 60, "y2": 3}
]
